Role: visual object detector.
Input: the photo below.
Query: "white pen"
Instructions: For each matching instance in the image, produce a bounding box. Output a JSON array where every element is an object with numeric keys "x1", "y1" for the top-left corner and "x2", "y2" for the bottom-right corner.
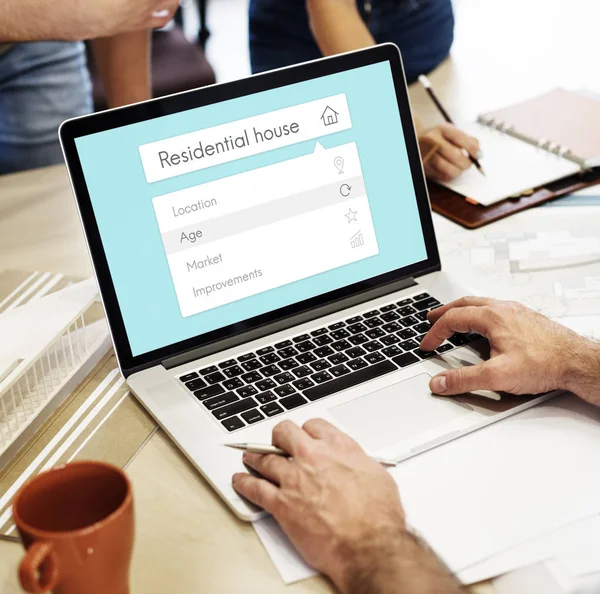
[{"x1": 225, "y1": 442, "x2": 397, "y2": 467}]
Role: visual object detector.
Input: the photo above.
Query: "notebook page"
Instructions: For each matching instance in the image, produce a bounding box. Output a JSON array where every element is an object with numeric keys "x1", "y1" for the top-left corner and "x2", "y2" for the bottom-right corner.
[{"x1": 438, "y1": 123, "x2": 580, "y2": 206}]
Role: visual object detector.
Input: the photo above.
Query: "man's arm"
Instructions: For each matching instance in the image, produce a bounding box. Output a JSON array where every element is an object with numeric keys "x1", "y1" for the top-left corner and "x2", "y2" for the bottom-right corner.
[
  {"x1": 232, "y1": 419, "x2": 461, "y2": 594},
  {"x1": 91, "y1": 32, "x2": 151, "y2": 108},
  {"x1": 421, "y1": 297, "x2": 600, "y2": 405}
]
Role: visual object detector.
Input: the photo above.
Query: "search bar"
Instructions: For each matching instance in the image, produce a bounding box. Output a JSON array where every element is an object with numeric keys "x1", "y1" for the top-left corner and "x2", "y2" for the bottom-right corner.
[{"x1": 138, "y1": 94, "x2": 352, "y2": 183}]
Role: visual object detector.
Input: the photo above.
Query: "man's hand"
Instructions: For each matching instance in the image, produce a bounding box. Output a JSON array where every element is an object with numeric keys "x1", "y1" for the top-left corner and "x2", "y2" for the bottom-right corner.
[
  {"x1": 421, "y1": 297, "x2": 600, "y2": 404},
  {"x1": 232, "y1": 419, "x2": 461, "y2": 594},
  {"x1": 419, "y1": 123, "x2": 480, "y2": 181},
  {"x1": 1, "y1": 0, "x2": 179, "y2": 42}
]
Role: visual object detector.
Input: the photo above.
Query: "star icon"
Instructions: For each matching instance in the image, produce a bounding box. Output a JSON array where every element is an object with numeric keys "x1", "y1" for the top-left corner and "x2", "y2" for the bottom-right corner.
[{"x1": 345, "y1": 208, "x2": 358, "y2": 223}]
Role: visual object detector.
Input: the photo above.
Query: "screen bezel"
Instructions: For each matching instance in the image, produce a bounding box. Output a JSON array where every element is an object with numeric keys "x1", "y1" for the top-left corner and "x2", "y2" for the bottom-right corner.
[{"x1": 60, "y1": 44, "x2": 440, "y2": 376}]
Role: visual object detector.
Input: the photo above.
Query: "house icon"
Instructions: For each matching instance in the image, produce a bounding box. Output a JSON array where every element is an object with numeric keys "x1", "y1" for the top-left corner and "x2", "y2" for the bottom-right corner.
[{"x1": 321, "y1": 106, "x2": 339, "y2": 126}]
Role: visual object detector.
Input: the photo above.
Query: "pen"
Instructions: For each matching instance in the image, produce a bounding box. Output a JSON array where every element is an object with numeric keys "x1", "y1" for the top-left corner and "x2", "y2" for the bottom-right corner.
[
  {"x1": 225, "y1": 443, "x2": 398, "y2": 467},
  {"x1": 418, "y1": 74, "x2": 486, "y2": 177}
]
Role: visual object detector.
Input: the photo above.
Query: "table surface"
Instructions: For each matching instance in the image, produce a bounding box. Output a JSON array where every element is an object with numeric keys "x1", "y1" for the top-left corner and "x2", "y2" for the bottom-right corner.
[{"x1": 0, "y1": 0, "x2": 597, "y2": 591}]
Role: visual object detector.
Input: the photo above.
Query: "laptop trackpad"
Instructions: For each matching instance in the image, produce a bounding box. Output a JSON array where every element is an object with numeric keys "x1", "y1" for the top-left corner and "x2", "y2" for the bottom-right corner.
[{"x1": 329, "y1": 373, "x2": 473, "y2": 451}]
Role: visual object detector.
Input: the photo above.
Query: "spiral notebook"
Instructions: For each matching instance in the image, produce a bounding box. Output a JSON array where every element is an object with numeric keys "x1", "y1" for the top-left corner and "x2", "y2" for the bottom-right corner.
[{"x1": 437, "y1": 88, "x2": 600, "y2": 207}]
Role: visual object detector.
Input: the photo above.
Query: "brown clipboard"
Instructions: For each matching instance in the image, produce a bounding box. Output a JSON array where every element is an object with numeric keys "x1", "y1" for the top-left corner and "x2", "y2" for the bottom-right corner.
[{"x1": 428, "y1": 169, "x2": 600, "y2": 229}]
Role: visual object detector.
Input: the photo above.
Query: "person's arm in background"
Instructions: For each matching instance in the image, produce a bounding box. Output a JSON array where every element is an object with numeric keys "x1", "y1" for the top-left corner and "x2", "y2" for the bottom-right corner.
[
  {"x1": 91, "y1": 31, "x2": 151, "y2": 108},
  {"x1": 305, "y1": 0, "x2": 480, "y2": 182}
]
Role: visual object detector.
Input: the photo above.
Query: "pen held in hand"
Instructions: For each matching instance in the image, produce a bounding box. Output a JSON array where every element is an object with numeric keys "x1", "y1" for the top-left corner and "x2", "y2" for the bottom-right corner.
[
  {"x1": 418, "y1": 74, "x2": 486, "y2": 177},
  {"x1": 225, "y1": 443, "x2": 398, "y2": 467}
]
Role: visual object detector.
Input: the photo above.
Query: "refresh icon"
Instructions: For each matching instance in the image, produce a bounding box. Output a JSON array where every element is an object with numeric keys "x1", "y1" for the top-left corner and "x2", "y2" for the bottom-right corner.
[{"x1": 339, "y1": 183, "x2": 352, "y2": 197}]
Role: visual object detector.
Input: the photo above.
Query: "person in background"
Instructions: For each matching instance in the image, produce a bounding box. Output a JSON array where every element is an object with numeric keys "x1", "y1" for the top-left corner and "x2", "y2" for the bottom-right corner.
[
  {"x1": 249, "y1": 0, "x2": 481, "y2": 182},
  {"x1": 0, "y1": 0, "x2": 179, "y2": 174},
  {"x1": 233, "y1": 297, "x2": 600, "y2": 593}
]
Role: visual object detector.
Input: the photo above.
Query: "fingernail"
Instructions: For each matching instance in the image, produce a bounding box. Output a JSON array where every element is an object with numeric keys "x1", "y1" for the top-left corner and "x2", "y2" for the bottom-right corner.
[
  {"x1": 242, "y1": 451, "x2": 249, "y2": 461},
  {"x1": 232, "y1": 473, "x2": 242, "y2": 483},
  {"x1": 152, "y1": 9, "x2": 170, "y2": 17},
  {"x1": 431, "y1": 375, "x2": 447, "y2": 394},
  {"x1": 476, "y1": 150, "x2": 483, "y2": 159}
]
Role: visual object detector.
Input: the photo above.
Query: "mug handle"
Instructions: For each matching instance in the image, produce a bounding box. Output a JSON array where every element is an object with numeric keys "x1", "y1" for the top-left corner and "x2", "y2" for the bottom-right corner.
[{"x1": 19, "y1": 541, "x2": 60, "y2": 593}]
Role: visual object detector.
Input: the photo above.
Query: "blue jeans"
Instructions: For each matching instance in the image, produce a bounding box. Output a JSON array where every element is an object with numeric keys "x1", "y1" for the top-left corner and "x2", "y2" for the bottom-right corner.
[
  {"x1": 249, "y1": 0, "x2": 454, "y2": 83},
  {"x1": 0, "y1": 42, "x2": 92, "y2": 175}
]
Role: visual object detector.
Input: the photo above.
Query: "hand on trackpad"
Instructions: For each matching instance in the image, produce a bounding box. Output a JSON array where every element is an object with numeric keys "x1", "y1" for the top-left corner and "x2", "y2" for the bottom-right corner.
[{"x1": 328, "y1": 374, "x2": 473, "y2": 452}]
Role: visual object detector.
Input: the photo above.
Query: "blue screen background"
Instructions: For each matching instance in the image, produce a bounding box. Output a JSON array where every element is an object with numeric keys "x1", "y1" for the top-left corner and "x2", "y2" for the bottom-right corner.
[{"x1": 75, "y1": 62, "x2": 427, "y2": 356}]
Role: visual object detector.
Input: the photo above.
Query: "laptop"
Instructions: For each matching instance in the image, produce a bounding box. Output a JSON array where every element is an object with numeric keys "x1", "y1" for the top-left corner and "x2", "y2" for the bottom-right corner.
[{"x1": 60, "y1": 45, "x2": 553, "y2": 521}]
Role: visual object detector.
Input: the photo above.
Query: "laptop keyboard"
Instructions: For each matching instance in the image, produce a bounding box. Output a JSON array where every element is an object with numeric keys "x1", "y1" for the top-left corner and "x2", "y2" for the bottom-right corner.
[{"x1": 177, "y1": 293, "x2": 481, "y2": 432}]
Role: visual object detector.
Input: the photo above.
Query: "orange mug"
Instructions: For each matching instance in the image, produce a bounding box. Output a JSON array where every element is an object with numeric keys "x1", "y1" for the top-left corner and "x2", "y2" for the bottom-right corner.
[{"x1": 12, "y1": 461, "x2": 134, "y2": 594}]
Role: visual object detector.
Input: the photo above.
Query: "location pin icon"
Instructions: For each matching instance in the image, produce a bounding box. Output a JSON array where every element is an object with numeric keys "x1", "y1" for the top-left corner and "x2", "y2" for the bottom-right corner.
[{"x1": 334, "y1": 156, "x2": 344, "y2": 174}]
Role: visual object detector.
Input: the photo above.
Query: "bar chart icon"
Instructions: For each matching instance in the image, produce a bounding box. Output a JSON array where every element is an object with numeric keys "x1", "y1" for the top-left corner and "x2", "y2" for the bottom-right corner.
[{"x1": 350, "y1": 230, "x2": 364, "y2": 248}]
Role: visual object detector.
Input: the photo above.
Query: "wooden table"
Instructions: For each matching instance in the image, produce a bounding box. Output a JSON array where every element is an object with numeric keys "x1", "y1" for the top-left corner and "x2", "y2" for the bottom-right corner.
[{"x1": 0, "y1": 0, "x2": 597, "y2": 591}]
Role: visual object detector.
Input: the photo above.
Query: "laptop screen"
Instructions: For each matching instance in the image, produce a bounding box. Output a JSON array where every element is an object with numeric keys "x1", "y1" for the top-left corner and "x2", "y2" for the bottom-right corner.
[{"x1": 74, "y1": 60, "x2": 428, "y2": 358}]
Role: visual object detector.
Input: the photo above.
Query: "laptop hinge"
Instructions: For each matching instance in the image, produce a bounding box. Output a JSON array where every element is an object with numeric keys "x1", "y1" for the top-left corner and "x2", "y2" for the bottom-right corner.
[{"x1": 161, "y1": 276, "x2": 418, "y2": 370}]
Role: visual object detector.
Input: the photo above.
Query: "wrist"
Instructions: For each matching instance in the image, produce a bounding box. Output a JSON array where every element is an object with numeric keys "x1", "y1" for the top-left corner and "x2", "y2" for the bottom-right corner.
[{"x1": 562, "y1": 338, "x2": 600, "y2": 404}]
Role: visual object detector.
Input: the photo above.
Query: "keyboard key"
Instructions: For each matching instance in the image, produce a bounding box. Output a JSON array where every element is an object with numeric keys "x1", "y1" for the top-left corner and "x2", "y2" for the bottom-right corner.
[
  {"x1": 296, "y1": 340, "x2": 316, "y2": 353},
  {"x1": 256, "y1": 391, "x2": 277, "y2": 404},
  {"x1": 365, "y1": 328, "x2": 385, "y2": 339},
  {"x1": 382, "y1": 345, "x2": 402, "y2": 357},
  {"x1": 328, "y1": 322, "x2": 345, "y2": 330},
  {"x1": 380, "y1": 304, "x2": 397, "y2": 312},
  {"x1": 304, "y1": 360, "x2": 396, "y2": 401},
  {"x1": 280, "y1": 358, "x2": 300, "y2": 370},
  {"x1": 257, "y1": 346, "x2": 274, "y2": 356},
  {"x1": 238, "y1": 353, "x2": 256, "y2": 362},
  {"x1": 275, "y1": 340, "x2": 292, "y2": 349},
  {"x1": 347, "y1": 357, "x2": 368, "y2": 371},
  {"x1": 241, "y1": 359, "x2": 261, "y2": 371},
  {"x1": 413, "y1": 293, "x2": 430, "y2": 301},
  {"x1": 279, "y1": 346, "x2": 298, "y2": 358},
  {"x1": 297, "y1": 352, "x2": 317, "y2": 364},
  {"x1": 222, "y1": 416, "x2": 245, "y2": 432},
  {"x1": 345, "y1": 315, "x2": 363, "y2": 324},
  {"x1": 184, "y1": 378, "x2": 207, "y2": 392},
  {"x1": 416, "y1": 349, "x2": 436, "y2": 359},
  {"x1": 348, "y1": 322, "x2": 368, "y2": 334},
  {"x1": 399, "y1": 316, "x2": 418, "y2": 328},
  {"x1": 414, "y1": 322, "x2": 431, "y2": 334},
  {"x1": 347, "y1": 346, "x2": 366, "y2": 358},
  {"x1": 293, "y1": 378, "x2": 315, "y2": 390},
  {"x1": 365, "y1": 352, "x2": 385, "y2": 364},
  {"x1": 256, "y1": 378, "x2": 276, "y2": 391},
  {"x1": 416, "y1": 334, "x2": 427, "y2": 343},
  {"x1": 280, "y1": 393, "x2": 308, "y2": 410},
  {"x1": 330, "y1": 364, "x2": 351, "y2": 377},
  {"x1": 274, "y1": 372, "x2": 295, "y2": 385},
  {"x1": 348, "y1": 333, "x2": 368, "y2": 345},
  {"x1": 223, "y1": 378, "x2": 244, "y2": 390},
  {"x1": 381, "y1": 311, "x2": 400, "y2": 322},
  {"x1": 313, "y1": 334, "x2": 333, "y2": 346},
  {"x1": 179, "y1": 372, "x2": 199, "y2": 383},
  {"x1": 414, "y1": 311, "x2": 430, "y2": 322},
  {"x1": 382, "y1": 322, "x2": 401, "y2": 333},
  {"x1": 392, "y1": 352, "x2": 420, "y2": 367},
  {"x1": 399, "y1": 339, "x2": 419, "y2": 351},
  {"x1": 397, "y1": 328, "x2": 417, "y2": 340},
  {"x1": 213, "y1": 397, "x2": 259, "y2": 420},
  {"x1": 237, "y1": 385, "x2": 258, "y2": 398},
  {"x1": 437, "y1": 343, "x2": 454, "y2": 353},
  {"x1": 293, "y1": 334, "x2": 311, "y2": 343},
  {"x1": 292, "y1": 365, "x2": 312, "y2": 378},
  {"x1": 241, "y1": 371, "x2": 262, "y2": 383},
  {"x1": 199, "y1": 365, "x2": 218, "y2": 375},
  {"x1": 396, "y1": 298, "x2": 413, "y2": 306},
  {"x1": 331, "y1": 329, "x2": 350, "y2": 340},
  {"x1": 241, "y1": 409, "x2": 264, "y2": 424},
  {"x1": 223, "y1": 365, "x2": 244, "y2": 378},
  {"x1": 414, "y1": 297, "x2": 441, "y2": 311},
  {"x1": 363, "y1": 340, "x2": 383, "y2": 352},
  {"x1": 274, "y1": 385, "x2": 296, "y2": 397},
  {"x1": 331, "y1": 339, "x2": 352, "y2": 352},
  {"x1": 381, "y1": 334, "x2": 400, "y2": 346},
  {"x1": 260, "y1": 364, "x2": 280, "y2": 377},
  {"x1": 311, "y1": 371, "x2": 333, "y2": 384},
  {"x1": 364, "y1": 317, "x2": 383, "y2": 328},
  {"x1": 398, "y1": 306, "x2": 416, "y2": 317},
  {"x1": 193, "y1": 385, "x2": 225, "y2": 400},
  {"x1": 261, "y1": 402, "x2": 284, "y2": 417},
  {"x1": 310, "y1": 359, "x2": 331, "y2": 371},
  {"x1": 218, "y1": 359, "x2": 237, "y2": 369},
  {"x1": 310, "y1": 328, "x2": 328, "y2": 337},
  {"x1": 315, "y1": 346, "x2": 335, "y2": 358},
  {"x1": 468, "y1": 333, "x2": 483, "y2": 341},
  {"x1": 205, "y1": 371, "x2": 226, "y2": 384},
  {"x1": 448, "y1": 333, "x2": 470, "y2": 346},
  {"x1": 363, "y1": 309, "x2": 380, "y2": 318},
  {"x1": 260, "y1": 353, "x2": 281, "y2": 365},
  {"x1": 203, "y1": 392, "x2": 238, "y2": 410},
  {"x1": 329, "y1": 353, "x2": 349, "y2": 365}
]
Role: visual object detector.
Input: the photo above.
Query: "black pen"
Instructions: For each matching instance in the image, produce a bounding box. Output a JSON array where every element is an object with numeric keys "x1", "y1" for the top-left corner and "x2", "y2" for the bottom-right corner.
[{"x1": 418, "y1": 74, "x2": 485, "y2": 176}]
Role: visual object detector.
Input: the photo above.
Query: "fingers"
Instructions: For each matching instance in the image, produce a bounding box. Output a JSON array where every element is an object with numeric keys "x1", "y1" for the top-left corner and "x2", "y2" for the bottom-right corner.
[
  {"x1": 430, "y1": 360, "x2": 502, "y2": 396},
  {"x1": 242, "y1": 452, "x2": 293, "y2": 484},
  {"x1": 440, "y1": 123, "x2": 480, "y2": 158},
  {"x1": 427, "y1": 296, "x2": 498, "y2": 323},
  {"x1": 272, "y1": 420, "x2": 313, "y2": 457},
  {"x1": 420, "y1": 306, "x2": 490, "y2": 351},
  {"x1": 302, "y1": 418, "x2": 343, "y2": 440},
  {"x1": 428, "y1": 155, "x2": 463, "y2": 181},
  {"x1": 232, "y1": 473, "x2": 281, "y2": 513},
  {"x1": 437, "y1": 140, "x2": 472, "y2": 171},
  {"x1": 150, "y1": 1, "x2": 179, "y2": 28}
]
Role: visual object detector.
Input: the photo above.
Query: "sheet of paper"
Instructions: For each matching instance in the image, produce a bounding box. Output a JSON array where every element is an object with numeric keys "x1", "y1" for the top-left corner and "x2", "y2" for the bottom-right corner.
[{"x1": 438, "y1": 123, "x2": 580, "y2": 206}]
